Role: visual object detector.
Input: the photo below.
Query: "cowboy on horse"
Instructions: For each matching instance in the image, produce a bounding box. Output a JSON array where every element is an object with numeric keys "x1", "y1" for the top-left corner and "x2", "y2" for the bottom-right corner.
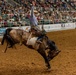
[
  {"x1": 26, "y1": 1, "x2": 46, "y2": 44},
  {"x1": 0, "y1": 1, "x2": 60, "y2": 70}
]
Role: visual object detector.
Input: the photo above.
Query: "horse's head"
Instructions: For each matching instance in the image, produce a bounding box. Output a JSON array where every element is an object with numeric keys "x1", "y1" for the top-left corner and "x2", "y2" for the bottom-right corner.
[
  {"x1": 43, "y1": 36, "x2": 61, "y2": 61},
  {"x1": 48, "y1": 40, "x2": 61, "y2": 61}
]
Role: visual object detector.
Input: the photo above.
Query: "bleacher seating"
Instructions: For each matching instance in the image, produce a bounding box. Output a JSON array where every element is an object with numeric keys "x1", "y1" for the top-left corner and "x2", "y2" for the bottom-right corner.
[{"x1": 0, "y1": 0, "x2": 76, "y2": 27}]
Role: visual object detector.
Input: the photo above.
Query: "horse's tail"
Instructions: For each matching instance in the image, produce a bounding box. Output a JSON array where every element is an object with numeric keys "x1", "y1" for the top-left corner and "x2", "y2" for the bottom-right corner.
[{"x1": 1, "y1": 28, "x2": 13, "y2": 45}]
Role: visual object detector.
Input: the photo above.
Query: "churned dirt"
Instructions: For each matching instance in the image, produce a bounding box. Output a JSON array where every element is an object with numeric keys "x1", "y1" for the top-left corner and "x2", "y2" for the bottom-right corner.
[{"x1": 0, "y1": 29, "x2": 76, "y2": 75}]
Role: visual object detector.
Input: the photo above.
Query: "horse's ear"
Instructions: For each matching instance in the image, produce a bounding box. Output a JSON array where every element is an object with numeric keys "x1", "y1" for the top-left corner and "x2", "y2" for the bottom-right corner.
[{"x1": 51, "y1": 41, "x2": 55, "y2": 44}]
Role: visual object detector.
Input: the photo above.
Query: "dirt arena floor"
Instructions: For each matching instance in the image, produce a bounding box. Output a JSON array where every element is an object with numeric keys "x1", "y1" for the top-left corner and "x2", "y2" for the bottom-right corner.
[{"x1": 0, "y1": 29, "x2": 76, "y2": 75}]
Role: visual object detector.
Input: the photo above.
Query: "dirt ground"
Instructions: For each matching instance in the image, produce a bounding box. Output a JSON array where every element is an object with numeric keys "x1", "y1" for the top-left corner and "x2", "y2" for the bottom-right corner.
[{"x1": 0, "y1": 29, "x2": 76, "y2": 75}]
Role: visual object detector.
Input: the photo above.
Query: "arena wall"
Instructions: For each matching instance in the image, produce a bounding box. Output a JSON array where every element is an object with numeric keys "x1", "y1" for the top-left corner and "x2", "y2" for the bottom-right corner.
[{"x1": 0, "y1": 22, "x2": 76, "y2": 38}]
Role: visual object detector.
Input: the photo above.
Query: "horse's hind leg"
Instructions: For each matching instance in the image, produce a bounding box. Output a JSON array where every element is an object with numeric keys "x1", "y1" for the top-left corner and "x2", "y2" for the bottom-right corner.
[
  {"x1": 1, "y1": 34, "x2": 6, "y2": 45},
  {"x1": 37, "y1": 49, "x2": 51, "y2": 70},
  {"x1": 3, "y1": 41, "x2": 8, "y2": 53}
]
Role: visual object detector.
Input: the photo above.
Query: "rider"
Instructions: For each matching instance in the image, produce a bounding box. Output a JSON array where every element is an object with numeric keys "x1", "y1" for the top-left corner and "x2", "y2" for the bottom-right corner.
[
  {"x1": 26, "y1": 1, "x2": 43, "y2": 45},
  {"x1": 27, "y1": 1, "x2": 46, "y2": 44}
]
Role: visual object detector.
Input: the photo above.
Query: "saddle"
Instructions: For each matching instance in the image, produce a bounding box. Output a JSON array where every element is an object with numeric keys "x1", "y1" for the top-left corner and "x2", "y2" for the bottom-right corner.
[
  {"x1": 31, "y1": 26, "x2": 46, "y2": 36},
  {"x1": 26, "y1": 26, "x2": 47, "y2": 49}
]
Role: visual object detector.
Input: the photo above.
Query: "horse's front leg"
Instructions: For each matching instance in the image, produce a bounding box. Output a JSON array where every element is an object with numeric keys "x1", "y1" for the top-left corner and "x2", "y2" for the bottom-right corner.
[{"x1": 37, "y1": 49, "x2": 51, "y2": 70}]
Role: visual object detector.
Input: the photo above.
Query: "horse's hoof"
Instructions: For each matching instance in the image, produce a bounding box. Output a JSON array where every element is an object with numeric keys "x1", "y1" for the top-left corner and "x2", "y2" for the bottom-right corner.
[
  {"x1": 46, "y1": 67, "x2": 51, "y2": 72},
  {"x1": 47, "y1": 68, "x2": 51, "y2": 72},
  {"x1": 2, "y1": 50, "x2": 6, "y2": 53}
]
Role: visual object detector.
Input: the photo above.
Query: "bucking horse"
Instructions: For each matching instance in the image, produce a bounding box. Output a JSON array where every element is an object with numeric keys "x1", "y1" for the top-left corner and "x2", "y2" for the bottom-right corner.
[{"x1": 0, "y1": 27, "x2": 60, "y2": 71}]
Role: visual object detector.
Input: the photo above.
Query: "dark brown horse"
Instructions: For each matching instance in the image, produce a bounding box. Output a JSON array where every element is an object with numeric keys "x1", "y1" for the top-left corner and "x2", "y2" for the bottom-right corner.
[{"x1": 1, "y1": 28, "x2": 60, "y2": 70}]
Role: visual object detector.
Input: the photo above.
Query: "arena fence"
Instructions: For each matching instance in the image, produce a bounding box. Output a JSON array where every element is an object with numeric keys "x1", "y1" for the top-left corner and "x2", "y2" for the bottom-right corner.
[{"x1": 0, "y1": 22, "x2": 76, "y2": 38}]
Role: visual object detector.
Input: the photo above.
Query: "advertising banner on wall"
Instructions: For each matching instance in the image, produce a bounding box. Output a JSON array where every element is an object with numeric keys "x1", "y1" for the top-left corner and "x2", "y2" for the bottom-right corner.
[{"x1": 0, "y1": 28, "x2": 6, "y2": 36}]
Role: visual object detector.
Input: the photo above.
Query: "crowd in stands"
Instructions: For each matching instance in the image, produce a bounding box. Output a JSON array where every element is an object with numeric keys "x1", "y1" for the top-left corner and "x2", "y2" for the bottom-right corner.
[{"x1": 0, "y1": 0, "x2": 76, "y2": 27}]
